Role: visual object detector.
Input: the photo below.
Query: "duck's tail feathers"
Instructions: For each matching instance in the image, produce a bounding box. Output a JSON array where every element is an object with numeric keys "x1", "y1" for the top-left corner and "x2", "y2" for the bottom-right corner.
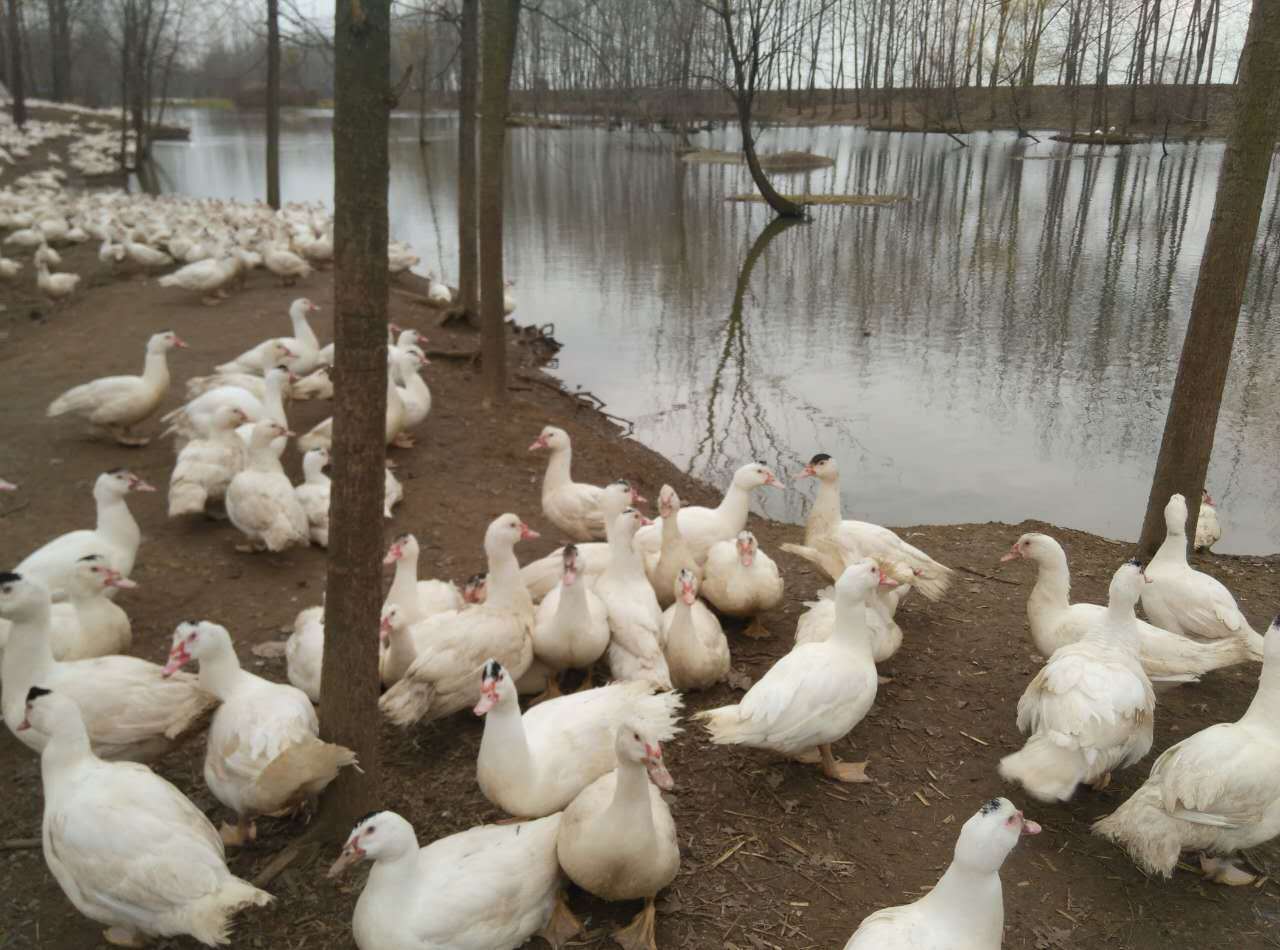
[
  {"x1": 185, "y1": 876, "x2": 274, "y2": 946},
  {"x1": 1092, "y1": 786, "x2": 1182, "y2": 878},
  {"x1": 46, "y1": 385, "x2": 91, "y2": 417},
  {"x1": 997, "y1": 734, "x2": 1086, "y2": 803},
  {"x1": 379, "y1": 676, "x2": 434, "y2": 727},
  {"x1": 253, "y1": 736, "x2": 357, "y2": 811},
  {"x1": 693, "y1": 704, "x2": 755, "y2": 745},
  {"x1": 168, "y1": 480, "x2": 208, "y2": 517}
]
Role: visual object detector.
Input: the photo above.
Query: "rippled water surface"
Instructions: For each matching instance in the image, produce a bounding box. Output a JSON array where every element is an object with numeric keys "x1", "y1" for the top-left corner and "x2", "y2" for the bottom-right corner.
[{"x1": 152, "y1": 108, "x2": 1280, "y2": 554}]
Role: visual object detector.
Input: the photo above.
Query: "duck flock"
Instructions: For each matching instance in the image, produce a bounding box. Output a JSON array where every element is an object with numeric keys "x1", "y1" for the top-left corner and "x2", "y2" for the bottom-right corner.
[{"x1": 1, "y1": 108, "x2": 1278, "y2": 950}]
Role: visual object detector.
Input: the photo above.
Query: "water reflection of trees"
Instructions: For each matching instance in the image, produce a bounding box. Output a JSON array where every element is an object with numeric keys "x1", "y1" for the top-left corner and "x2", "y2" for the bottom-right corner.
[{"x1": 161, "y1": 114, "x2": 1280, "y2": 550}]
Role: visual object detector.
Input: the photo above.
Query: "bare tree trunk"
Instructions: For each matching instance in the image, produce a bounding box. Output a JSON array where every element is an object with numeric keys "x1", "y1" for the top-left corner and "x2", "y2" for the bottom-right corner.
[
  {"x1": 457, "y1": 0, "x2": 480, "y2": 321},
  {"x1": 266, "y1": 0, "x2": 281, "y2": 209},
  {"x1": 478, "y1": 0, "x2": 520, "y2": 406},
  {"x1": 7, "y1": 0, "x2": 25, "y2": 127},
  {"x1": 46, "y1": 0, "x2": 70, "y2": 100},
  {"x1": 1136, "y1": 0, "x2": 1280, "y2": 558},
  {"x1": 320, "y1": 0, "x2": 390, "y2": 831}
]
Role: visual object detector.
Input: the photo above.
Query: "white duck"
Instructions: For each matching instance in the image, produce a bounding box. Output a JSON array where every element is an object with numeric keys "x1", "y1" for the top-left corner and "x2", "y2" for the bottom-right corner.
[
  {"x1": 645, "y1": 484, "x2": 700, "y2": 608},
  {"x1": 16, "y1": 469, "x2": 154, "y2": 597},
  {"x1": 379, "y1": 514, "x2": 537, "y2": 726},
  {"x1": 700, "y1": 530, "x2": 784, "y2": 636},
  {"x1": 162, "y1": 348, "x2": 294, "y2": 445},
  {"x1": 1195, "y1": 488, "x2": 1222, "y2": 551},
  {"x1": 285, "y1": 605, "x2": 324, "y2": 703},
  {"x1": 425, "y1": 271, "x2": 453, "y2": 306},
  {"x1": 519, "y1": 480, "x2": 643, "y2": 598},
  {"x1": 21, "y1": 688, "x2": 272, "y2": 948},
  {"x1": 1094, "y1": 617, "x2": 1280, "y2": 886},
  {"x1": 792, "y1": 558, "x2": 916, "y2": 667},
  {"x1": 23, "y1": 555, "x2": 134, "y2": 661},
  {"x1": 474, "y1": 659, "x2": 682, "y2": 817},
  {"x1": 0, "y1": 256, "x2": 22, "y2": 279},
  {"x1": 292, "y1": 365, "x2": 332, "y2": 401},
  {"x1": 217, "y1": 298, "x2": 321, "y2": 375},
  {"x1": 784, "y1": 453, "x2": 953, "y2": 600},
  {"x1": 226, "y1": 421, "x2": 309, "y2": 553},
  {"x1": 557, "y1": 723, "x2": 679, "y2": 950},
  {"x1": 383, "y1": 462, "x2": 403, "y2": 517},
  {"x1": 1142, "y1": 494, "x2": 1263, "y2": 655},
  {"x1": 596, "y1": 508, "x2": 672, "y2": 690},
  {"x1": 262, "y1": 242, "x2": 311, "y2": 284},
  {"x1": 529, "y1": 425, "x2": 615, "y2": 541},
  {"x1": 36, "y1": 258, "x2": 80, "y2": 300},
  {"x1": 1001, "y1": 532, "x2": 1259, "y2": 679},
  {"x1": 633, "y1": 462, "x2": 777, "y2": 562},
  {"x1": 168, "y1": 405, "x2": 248, "y2": 517},
  {"x1": 0, "y1": 574, "x2": 214, "y2": 761},
  {"x1": 46, "y1": 330, "x2": 186, "y2": 446},
  {"x1": 162, "y1": 621, "x2": 357, "y2": 845},
  {"x1": 391, "y1": 347, "x2": 432, "y2": 439},
  {"x1": 661, "y1": 569, "x2": 730, "y2": 690},
  {"x1": 123, "y1": 232, "x2": 173, "y2": 269},
  {"x1": 157, "y1": 252, "x2": 242, "y2": 304},
  {"x1": 503, "y1": 278, "x2": 517, "y2": 315},
  {"x1": 328, "y1": 810, "x2": 580, "y2": 950},
  {"x1": 293, "y1": 448, "x2": 331, "y2": 547},
  {"x1": 696, "y1": 560, "x2": 892, "y2": 783},
  {"x1": 843, "y1": 798, "x2": 1040, "y2": 950},
  {"x1": 999, "y1": 560, "x2": 1156, "y2": 803},
  {"x1": 530, "y1": 545, "x2": 611, "y2": 695},
  {"x1": 297, "y1": 367, "x2": 406, "y2": 452},
  {"x1": 382, "y1": 533, "x2": 464, "y2": 618}
]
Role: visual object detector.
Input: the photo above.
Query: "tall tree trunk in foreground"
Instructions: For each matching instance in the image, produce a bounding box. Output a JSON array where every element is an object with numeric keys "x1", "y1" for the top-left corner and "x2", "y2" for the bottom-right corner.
[
  {"x1": 7, "y1": 0, "x2": 25, "y2": 128},
  {"x1": 266, "y1": 0, "x2": 281, "y2": 209},
  {"x1": 1136, "y1": 0, "x2": 1280, "y2": 558},
  {"x1": 46, "y1": 0, "x2": 70, "y2": 101},
  {"x1": 457, "y1": 0, "x2": 480, "y2": 320},
  {"x1": 477, "y1": 0, "x2": 519, "y2": 407},
  {"x1": 320, "y1": 0, "x2": 390, "y2": 830}
]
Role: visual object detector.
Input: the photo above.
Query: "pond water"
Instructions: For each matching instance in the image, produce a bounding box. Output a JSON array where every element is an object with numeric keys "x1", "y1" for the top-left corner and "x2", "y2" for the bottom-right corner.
[{"x1": 151, "y1": 107, "x2": 1280, "y2": 555}]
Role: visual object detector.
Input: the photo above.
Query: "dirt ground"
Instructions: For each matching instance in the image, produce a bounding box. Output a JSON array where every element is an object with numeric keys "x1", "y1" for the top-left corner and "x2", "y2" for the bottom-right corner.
[{"x1": 3, "y1": 122, "x2": 1280, "y2": 950}]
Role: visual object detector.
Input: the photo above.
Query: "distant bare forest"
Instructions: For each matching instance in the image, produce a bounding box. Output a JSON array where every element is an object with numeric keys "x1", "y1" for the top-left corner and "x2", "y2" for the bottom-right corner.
[{"x1": 15, "y1": 0, "x2": 1244, "y2": 135}]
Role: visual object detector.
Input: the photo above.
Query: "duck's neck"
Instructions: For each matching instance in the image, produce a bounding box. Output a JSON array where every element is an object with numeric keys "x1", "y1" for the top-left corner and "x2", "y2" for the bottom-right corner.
[
  {"x1": 141, "y1": 350, "x2": 170, "y2": 391},
  {"x1": 557, "y1": 577, "x2": 589, "y2": 626},
  {"x1": 40, "y1": 717, "x2": 95, "y2": 787},
  {"x1": 541, "y1": 447, "x2": 573, "y2": 498},
  {"x1": 830, "y1": 593, "x2": 876, "y2": 659},
  {"x1": 196, "y1": 648, "x2": 250, "y2": 701},
  {"x1": 607, "y1": 529, "x2": 646, "y2": 583},
  {"x1": 247, "y1": 443, "x2": 285, "y2": 475},
  {"x1": 487, "y1": 543, "x2": 533, "y2": 618},
  {"x1": 388, "y1": 556, "x2": 425, "y2": 624},
  {"x1": 367, "y1": 841, "x2": 420, "y2": 889},
  {"x1": 263, "y1": 376, "x2": 288, "y2": 427},
  {"x1": 715, "y1": 483, "x2": 753, "y2": 535},
  {"x1": 917, "y1": 861, "x2": 1003, "y2": 944},
  {"x1": 289, "y1": 310, "x2": 319, "y2": 350},
  {"x1": 604, "y1": 760, "x2": 657, "y2": 835},
  {"x1": 660, "y1": 509, "x2": 683, "y2": 549},
  {"x1": 94, "y1": 488, "x2": 140, "y2": 554},
  {"x1": 1028, "y1": 548, "x2": 1071, "y2": 624},
  {"x1": 2, "y1": 603, "x2": 56, "y2": 702},
  {"x1": 1099, "y1": 599, "x2": 1142, "y2": 653},
  {"x1": 806, "y1": 478, "x2": 843, "y2": 544},
  {"x1": 666, "y1": 600, "x2": 696, "y2": 644},
  {"x1": 399, "y1": 367, "x2": 429, "y2": 406},
  {"x1": 478, "y1": 695, "x2": 533, "y2": 784},
  {"x1": 1243, "y1": 657, "x2": 1280, "y2": 724},
  {"x1": 382, "y1": 623, "x2": 419, "y2": 684},
  {"x1": 1151, "y1": 528, "x2": 1188, "y2": 566}
]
